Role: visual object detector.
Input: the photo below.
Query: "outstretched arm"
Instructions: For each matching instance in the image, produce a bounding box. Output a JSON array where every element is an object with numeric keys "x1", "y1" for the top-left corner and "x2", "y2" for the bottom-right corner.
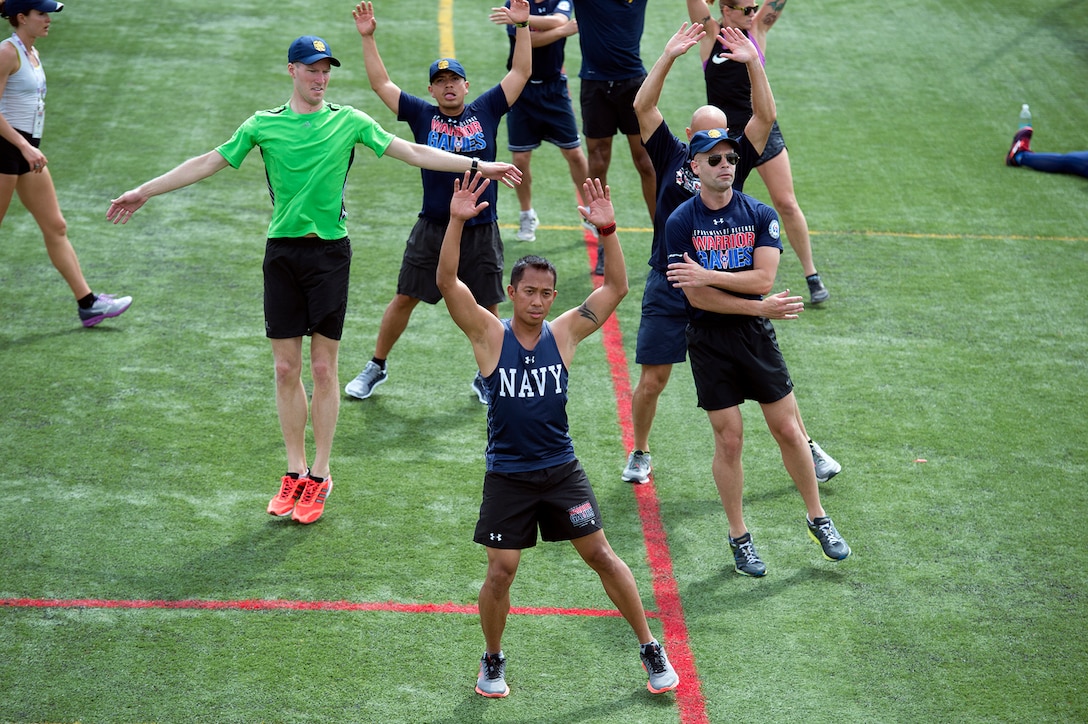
[
  {"x1": 494, "y1": 0, "x2": 532, "y2": 107},
  {"x1": 436, "y1": 172, "x2": 505, "y2": 371},
  {"x1": 106, "y1": 150, "x2": 230, "y2": 224},
  {"x1": 383, "y1": 137, "x2": 522, "y2": 188},
  {"x1": 354, "y1": 2, "x2": 403, "y2": 114},
  {"x1": 552, "y1": 179, "x2": 629, "y2": 362},
  {"x1": 634, "y1": 22, "x2": 705, "y2": 143}
]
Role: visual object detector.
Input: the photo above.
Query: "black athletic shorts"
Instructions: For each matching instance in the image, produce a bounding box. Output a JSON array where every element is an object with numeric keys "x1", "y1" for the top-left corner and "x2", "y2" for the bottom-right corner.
[
  {"x1": 474, "y1": 458, "x2": 604, "y2": 549},
  {"x1": 579, "y1": 76, "x2": 645, "y2": 139},
  {"x1": 755, "y1": 121, "x2": 787, "y2": 167},
  {"x1": 398, "y1": 217, "x2": 505, "y2": 307},
  {"x1": 686, "y1": 317, "x2": 793, "y2": 410},
  {"x1": 263, "y1": 236, "x2": 352, "y2": 340},
  {"x1": 0, "y1": 129, "x2": 39, "y2": 175}
]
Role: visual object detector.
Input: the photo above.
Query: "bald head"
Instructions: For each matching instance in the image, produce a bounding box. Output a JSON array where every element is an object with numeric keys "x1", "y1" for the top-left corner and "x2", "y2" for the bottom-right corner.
[{"x1": 688, "y1": 105, "x2": 729, "y2": 139}]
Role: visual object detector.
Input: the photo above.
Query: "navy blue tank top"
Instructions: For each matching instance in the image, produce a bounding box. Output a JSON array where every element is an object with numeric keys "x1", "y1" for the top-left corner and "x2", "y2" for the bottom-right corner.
[{"x1": 484, "y1": 319, "x2": 574, "y2": 472}]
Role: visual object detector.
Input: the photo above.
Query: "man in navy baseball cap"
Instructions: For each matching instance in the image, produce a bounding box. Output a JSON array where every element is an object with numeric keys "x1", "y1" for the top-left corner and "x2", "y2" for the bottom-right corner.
[
  {"x1": 688, "y1": 128, "x2": 740, "y2": 157},
  {"x1": 2, "y1": 0, "x2": 63, "y2": 16},
  {"x1": 288, "y1": 35, "x2": 340, "y2": 67},
  {"x1": 428, "y1": 58, "x2": 467, "y2": 83}
]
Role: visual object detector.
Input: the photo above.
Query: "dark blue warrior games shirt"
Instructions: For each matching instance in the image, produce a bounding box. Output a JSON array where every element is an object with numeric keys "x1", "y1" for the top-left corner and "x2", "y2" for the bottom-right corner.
[
  {"x1": 398, "y1": 86, "x2": 509, "y2": 226},
  {"x1": 665, "y1": 190, "x2": 783, "y2": 326}
]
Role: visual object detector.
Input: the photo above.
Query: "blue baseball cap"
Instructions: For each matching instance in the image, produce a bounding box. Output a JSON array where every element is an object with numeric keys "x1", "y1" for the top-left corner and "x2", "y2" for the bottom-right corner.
[
  {"x1": 2, "y1": 0, "x2": 63, "y2": 16},
  {"x1": 288, "y1": 36, "x2": 340, "y2": 67},
  {"x1": 429, "y1": 58, "x2": 467, "y2": 83},
  {"x1": 688, "y1": 128, "x2": 739, "y2": 156}
]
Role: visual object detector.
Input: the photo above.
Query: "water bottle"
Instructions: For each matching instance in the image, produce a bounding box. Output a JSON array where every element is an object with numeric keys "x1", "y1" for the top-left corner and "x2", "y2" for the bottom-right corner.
[{"x1": 1019, "y1": 103, "x2": 1032, "y2": 129}]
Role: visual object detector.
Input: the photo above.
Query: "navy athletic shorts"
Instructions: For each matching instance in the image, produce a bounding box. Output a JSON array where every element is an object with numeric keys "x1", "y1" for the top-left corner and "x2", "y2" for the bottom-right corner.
[
  {"x1": 635, "y1": 267, "x2": 689, "y2": 366},
  {"x1": 508, "y1": 77, "x2": 582, "y2": 152}
]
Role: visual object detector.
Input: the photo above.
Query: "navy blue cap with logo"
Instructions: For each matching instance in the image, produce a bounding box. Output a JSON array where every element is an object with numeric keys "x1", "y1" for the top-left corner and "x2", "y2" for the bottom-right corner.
[
  {"x1": 2, "y1": 0, "x2": 64, "y2": 16},
  {"x1": 288, "y1": 36, "x2": 341, "y2": 67},
  {"x1": 688, "y1": 128, "x2": 740, "y2": 157},
  {"x1": 429, "y1": 58, "x2": 467, "y2": 83}
]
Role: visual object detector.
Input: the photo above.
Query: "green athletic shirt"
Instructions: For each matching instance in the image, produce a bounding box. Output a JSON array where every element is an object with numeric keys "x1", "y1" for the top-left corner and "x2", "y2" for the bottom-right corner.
[{"x1": 216, "y1": 102, "x2": 396, "y2": 240}]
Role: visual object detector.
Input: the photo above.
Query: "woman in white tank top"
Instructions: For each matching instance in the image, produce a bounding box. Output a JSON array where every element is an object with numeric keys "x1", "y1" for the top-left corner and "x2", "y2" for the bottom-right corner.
[{"x1": 0, "y1": 0, "x2": 131, "y2": 327}]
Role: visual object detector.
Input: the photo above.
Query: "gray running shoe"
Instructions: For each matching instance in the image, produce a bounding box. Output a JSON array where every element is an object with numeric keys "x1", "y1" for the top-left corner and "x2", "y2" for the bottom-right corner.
[
  {"x1": 471, "y1": 371, "x2": 489, "y2": 405},
  {"x1": 594, "y1": 242, "x2": 605, "y2": 276},
  {"x1": 79, "y1": 292, "x2": 132, "y2": 327},
  {"x1": 345, "y1": 361, "x2": 387, "y2": 399},
  {"x1": 475, "y1": 651, "x2": 509, "y2": 698},
  {"x1": 622, "y1": 450, "x2": 652, "y2": 484},
  {"x1": 729, "y1": 532, "x2": 767, "y2": 577},
  {"x1": 810, "y1": 439, "x2": 842, "y2": 483},
  {"x1": 806, "y1": 273, "x2": 830, "y2": 304},
  {"x1": 516, "y1": 210, "x2": 538, "y2": 241},
  {"x1": 639, "y1": 641, "x2": 679, "y2": 694},
  {"x1": 807, "y1": 516, "x2": 851, "y2": 561}
]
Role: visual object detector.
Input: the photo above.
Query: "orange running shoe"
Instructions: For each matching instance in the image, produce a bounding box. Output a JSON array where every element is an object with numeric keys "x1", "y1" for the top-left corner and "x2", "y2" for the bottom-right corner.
[
  {"x1": 267, "y1": 473, "x2": 307, "y2": 516},
  {"x1": 291, "y1": 475, "x2": 333, "y2": 524}
]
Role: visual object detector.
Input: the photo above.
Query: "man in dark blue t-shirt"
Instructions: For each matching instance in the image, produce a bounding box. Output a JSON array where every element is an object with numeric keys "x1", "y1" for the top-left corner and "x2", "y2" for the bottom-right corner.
[
  {"x1": 345, "y1": 0, "x2": 530, "y2": 404},
  {"x1": 492, "y1": 0, "x2": 588, "y2": 242},
  {"x1": 664, "y1": 129, "x2": 852, "y2": 578}
]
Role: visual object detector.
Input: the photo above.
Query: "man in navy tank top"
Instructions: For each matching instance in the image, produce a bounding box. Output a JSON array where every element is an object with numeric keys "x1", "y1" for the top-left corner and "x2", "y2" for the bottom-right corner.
[{"x1": 436, "y1": 172, "x2": 680, "y2": 699}]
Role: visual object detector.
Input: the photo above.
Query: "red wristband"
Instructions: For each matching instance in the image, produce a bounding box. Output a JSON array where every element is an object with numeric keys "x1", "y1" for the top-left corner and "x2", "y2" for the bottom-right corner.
[{"x1": 596, "y1": 222, "x2": 617, "y2": 237}]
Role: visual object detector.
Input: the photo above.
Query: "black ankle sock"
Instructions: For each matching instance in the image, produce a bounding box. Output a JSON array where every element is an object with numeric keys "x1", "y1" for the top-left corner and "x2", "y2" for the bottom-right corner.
[
  {"x1": 77, "y1": 293, "x2": 96, "y2": 309},
  {"x1": 371, "y1": 357, "x2": 386, "y2": 369}
]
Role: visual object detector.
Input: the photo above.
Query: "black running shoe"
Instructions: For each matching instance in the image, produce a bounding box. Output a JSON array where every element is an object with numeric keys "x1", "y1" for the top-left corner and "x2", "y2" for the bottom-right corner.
[
  {"x1": 729, "y1": 532, "x2": 767, "y2": 577},
  {"x1": 807, "y1": 516, "x2": 851, "y2": 561}
]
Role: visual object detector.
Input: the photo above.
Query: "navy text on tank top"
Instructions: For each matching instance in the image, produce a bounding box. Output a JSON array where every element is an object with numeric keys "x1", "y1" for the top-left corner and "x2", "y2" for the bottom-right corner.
[{"x1": 484, "y1": 319, "x2": 574, "y2": 473}]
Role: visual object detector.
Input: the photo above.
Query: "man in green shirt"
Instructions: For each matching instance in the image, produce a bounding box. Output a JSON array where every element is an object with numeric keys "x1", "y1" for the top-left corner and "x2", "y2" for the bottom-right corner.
[{"x1": 107, "y1": 35, "x2": 521, "y2": 524}]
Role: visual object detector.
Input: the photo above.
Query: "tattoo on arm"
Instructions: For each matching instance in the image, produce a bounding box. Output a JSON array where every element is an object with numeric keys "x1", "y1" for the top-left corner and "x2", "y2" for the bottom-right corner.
[
  {"x1": 762, "y1": 0, "x2": 785, "y2": 25},
  {"x1": 577, "y1": 302, "x2": 600, "y2": 326},
  {"x1": 700, "y1": 14, "x2": 712, "y2": 23}
]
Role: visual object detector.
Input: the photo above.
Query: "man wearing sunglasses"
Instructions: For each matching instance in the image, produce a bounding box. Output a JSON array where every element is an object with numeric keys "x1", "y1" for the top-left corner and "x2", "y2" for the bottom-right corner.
[
  {"x1": 622, "y1": 23, "x2": 839, "y2": 488},
  {"x1": 687, "y1": 0, "x2": 830, "y2": 306},
  {"x1": 664, "y1": 128, "x2": 851, "y2": 577}
]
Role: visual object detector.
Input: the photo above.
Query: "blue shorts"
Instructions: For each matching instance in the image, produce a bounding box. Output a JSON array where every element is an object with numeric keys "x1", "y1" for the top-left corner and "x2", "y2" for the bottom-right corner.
[
  {"x1": 635, "y1": 267, "x2": 689, "y2": 366},
  {"x1": 508, "y1": 77, "x2": 582, "y2": 152},
  {"x1": 686, "y1": 318, "x2": 793, "y2": 410},
  {"x1": 755, "y1": 121, "x2": 787, "y2": 166}
]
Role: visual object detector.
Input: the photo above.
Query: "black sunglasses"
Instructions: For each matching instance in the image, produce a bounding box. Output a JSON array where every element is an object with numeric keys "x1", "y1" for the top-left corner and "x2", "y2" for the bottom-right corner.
[
  {"x1": 706, "y1": 152, "x2": 740, "y2": 167},
  {"x1": 724, "y1": 3, "x2": 760, "y2": 16}
]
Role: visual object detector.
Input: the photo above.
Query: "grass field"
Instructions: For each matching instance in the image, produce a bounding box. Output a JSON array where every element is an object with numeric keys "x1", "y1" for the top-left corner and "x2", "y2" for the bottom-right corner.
[{"x1": 1, "y1": 0, "x2": 1086, "y2": 722}]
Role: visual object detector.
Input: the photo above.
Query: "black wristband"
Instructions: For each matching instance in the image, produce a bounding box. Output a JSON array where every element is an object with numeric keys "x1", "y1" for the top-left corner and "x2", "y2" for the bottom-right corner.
[
  {"x1": 515, "y1": 20, "x2": 529, "y2": 28},
  {"x1": 471, "y1": 157, "x2": 479, "y2": 174}
]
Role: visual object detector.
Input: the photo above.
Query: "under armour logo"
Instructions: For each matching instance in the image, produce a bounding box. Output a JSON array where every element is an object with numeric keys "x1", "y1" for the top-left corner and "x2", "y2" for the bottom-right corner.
[
  {"x1": 524, "y1": 355, "x2": 535, "y2": 365},
  {"x1": 713, "y1": 217, "x2": 725, "y2": 225},
  {"x1": 489, "y1": 533, "x2": 502, "y2": 542}
]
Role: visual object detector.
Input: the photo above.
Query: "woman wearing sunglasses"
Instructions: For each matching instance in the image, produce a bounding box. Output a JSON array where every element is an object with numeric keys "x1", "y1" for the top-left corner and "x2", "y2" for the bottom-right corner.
[{"x1": 686, "y1": 0, "x2": 829, "y2": 305}]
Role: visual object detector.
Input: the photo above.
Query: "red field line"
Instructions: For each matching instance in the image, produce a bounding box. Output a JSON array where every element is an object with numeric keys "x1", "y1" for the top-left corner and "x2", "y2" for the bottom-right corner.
[
  {"x1": 584, "y1": 230, "x2": 709, "y2": 724},
  {"x1": 0, "y1": 597, "x2": 629, "y2": 617}
]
